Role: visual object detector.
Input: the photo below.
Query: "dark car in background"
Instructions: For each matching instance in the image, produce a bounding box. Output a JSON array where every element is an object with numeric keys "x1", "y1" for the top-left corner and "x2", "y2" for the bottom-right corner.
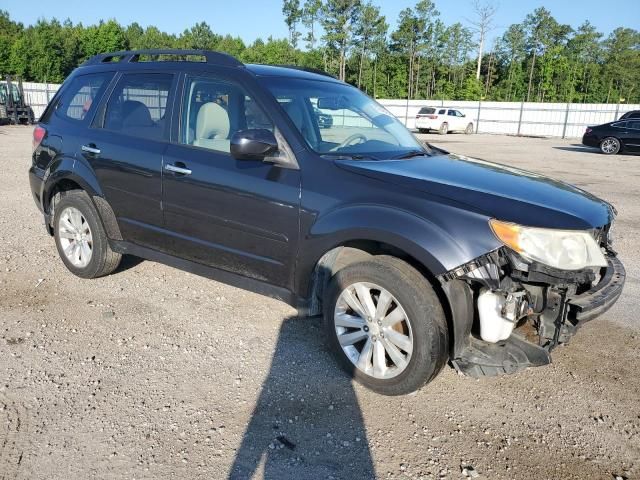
[
  {"x1": 582, "y1": 119, "x2": 640, "y2": 154},
  {"x1": 619, "y1": 110, "x2": 640, "y2": 120},
  {"x1": 314, "y1": 107, "x2": 333, "y2": 129},
  {"x1": 30, "y1": 49, "x2": 625, "y2": 395}
]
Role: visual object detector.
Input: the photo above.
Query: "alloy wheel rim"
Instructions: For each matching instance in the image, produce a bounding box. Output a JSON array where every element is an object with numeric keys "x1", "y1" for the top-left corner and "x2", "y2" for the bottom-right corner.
[
  {"x1": 334, "y1": 282, "x2": 413, "y2": 379},
  {"x1": 602, "y1": 139, "x2": 617, "y2": 153},
  {"x1": 58, "y1": 206, "x2": 93, "y2": 268}
]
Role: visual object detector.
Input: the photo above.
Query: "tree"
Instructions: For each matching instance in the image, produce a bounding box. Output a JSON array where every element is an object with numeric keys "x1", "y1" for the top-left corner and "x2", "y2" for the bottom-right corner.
[
  {"x1": 467, "y1": 0, "x2": 498, "y2": 80},
  {"x1": 321, "y1": 0, "x2": 361, "y2": 81},
  {"x1": 179, "y1": 22, "x2": 218, "y2": 50},
  {"x1": 353, "y1": 2, "x2": 387, "y2": 89},
  {"x1": 283, "y1": 0, "x2": 303, "y2": 48},
  {"x1": 302, "y1": 0, "x2": 322, "y2": 49}
]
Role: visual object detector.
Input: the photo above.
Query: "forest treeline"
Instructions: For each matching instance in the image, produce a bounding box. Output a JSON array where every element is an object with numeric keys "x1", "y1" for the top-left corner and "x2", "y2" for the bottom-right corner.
[{"x1": 1, "y1": 1, "x2": 639, "y2": 103}]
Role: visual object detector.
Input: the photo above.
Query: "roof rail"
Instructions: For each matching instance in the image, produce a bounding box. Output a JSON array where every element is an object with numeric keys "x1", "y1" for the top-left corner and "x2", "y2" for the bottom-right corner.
[
  {"x1": 275, "y1": 65, "x2": 336, "y2": 78},
  {"x1": 82, "y1": 49, "x2": 243, "y2": 68}
]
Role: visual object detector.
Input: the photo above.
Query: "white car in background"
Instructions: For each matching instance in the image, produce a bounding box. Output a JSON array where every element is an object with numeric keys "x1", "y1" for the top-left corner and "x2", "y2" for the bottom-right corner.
[{"x1": 415, "y1": 107, "x2": 474, "y2": 135}]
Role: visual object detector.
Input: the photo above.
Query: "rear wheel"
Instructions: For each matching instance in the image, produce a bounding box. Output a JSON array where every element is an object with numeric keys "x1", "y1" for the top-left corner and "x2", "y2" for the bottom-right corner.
[
  {"x1": 600, "y1": 137, "x2": 621, "y2": 155},
  {"x1": 465, "y1": 123, "x2": 474, "y2": 134},
  {"x1": 323, "y1": 256, "x2": 449, "y2": 395},
  {"x1": 439, "y1": 122, "x2": 448, "y2": 135},
  {"x1": 53, "y1": 190, "x2": 121, "y2": 279}
]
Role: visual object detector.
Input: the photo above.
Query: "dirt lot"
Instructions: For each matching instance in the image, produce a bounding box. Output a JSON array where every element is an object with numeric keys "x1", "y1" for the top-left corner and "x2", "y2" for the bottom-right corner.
[{"x1": 1, "y1": 126, "x2": 639, "y2": 480}]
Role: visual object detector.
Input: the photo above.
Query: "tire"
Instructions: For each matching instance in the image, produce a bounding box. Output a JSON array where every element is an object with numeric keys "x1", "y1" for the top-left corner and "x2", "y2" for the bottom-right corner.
[
  {"x1": 600, "y1": 137, "x2": 621, "y2": 155},
  {"x1": 465, "y1": 123, "x2": 474, "y2": 134},
  {"x1": 53, "y1": 190, "x2": 121, "y2": 279},
  {"x1": 323, "y1": 256, "x2": 449, "y2": 395},
  {"x1": 439, "y1": 122, "x2": 448, "y2": 135}
]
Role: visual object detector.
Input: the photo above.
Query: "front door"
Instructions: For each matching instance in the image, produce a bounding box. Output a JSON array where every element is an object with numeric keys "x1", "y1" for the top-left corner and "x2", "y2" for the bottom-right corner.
[
  {"x1": 623, "y1": 120, "x2": 640, "y2": 152},
  {"x1": 162, "y1": 72, "x2": 301, "y2": 289}
]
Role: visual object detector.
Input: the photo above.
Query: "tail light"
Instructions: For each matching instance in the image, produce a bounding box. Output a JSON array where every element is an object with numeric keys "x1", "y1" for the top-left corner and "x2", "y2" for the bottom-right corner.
[
  {"x1": 427, "y1": 115, "x2": 438, "y2": 119},
  {"x1": 33, "y1": 125, "x2": 46, "y2": 151},
  {"x1": 585, "y1": 127, "x2": 592, "y2": 134}
]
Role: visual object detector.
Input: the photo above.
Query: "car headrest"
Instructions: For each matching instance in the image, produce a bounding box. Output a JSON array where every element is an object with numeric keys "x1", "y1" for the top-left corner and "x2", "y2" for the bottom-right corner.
[
  {"x1": 196, "y1": 102, "x2": 230, "y2": 140},
  {"x1": 121, "y1": 100, "x2": 154, "y2": 127}
]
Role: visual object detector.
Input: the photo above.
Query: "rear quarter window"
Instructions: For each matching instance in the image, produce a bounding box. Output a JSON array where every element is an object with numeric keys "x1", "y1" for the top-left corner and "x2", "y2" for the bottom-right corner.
[{"x1": 51, "y1": 72, "x2": 114, "y2": 123}]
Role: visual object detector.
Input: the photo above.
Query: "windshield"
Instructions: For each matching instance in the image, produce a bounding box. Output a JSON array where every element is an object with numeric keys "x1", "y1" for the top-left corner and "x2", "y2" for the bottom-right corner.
[{"x1": 262, "y1": 77, "x2": 427, "y2": 159}]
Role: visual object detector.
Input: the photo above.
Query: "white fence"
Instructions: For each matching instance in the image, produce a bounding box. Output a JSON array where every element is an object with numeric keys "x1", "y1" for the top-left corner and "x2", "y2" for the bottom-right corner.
[{"x1": 21, "y1": 81, "x2": 639, "y2": 139}]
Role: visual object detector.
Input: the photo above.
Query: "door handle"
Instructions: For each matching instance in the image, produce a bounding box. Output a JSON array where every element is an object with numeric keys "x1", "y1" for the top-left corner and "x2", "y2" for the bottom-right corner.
[
  {"x1": 81, "y1": 144, "x2": 101, "y2": 155},
  {"x1": 165, "y1": 164, "x2": 192, "y2": 175}
]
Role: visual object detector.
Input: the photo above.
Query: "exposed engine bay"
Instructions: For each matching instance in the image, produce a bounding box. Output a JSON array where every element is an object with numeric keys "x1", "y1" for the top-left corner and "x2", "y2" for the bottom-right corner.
[{"x1": 440, "y1": 226, "x2": 625, "y2": 377}]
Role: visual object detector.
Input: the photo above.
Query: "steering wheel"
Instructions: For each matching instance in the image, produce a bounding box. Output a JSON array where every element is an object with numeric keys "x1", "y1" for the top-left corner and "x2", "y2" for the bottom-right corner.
[{"x1": 334, "y1": 133, "x2": 367, "y2": 150}]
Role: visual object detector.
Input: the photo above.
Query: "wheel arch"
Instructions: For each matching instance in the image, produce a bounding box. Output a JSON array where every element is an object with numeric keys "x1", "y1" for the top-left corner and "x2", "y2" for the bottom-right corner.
[
  {"x1": 43, "y1": 161, "x2": 121, "y2": 240},
  {"x1": 303, "y1": 238, "x2": 459, "y2": 357}
]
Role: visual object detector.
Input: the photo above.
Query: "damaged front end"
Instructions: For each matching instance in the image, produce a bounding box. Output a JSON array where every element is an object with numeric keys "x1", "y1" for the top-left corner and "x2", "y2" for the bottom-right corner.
[{"x1": 439, "y1": 225, "x2": 625, "y2": 378}]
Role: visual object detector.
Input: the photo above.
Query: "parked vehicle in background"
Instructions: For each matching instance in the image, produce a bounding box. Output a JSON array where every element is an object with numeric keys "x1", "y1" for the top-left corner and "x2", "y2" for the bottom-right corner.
[
  {"x1": 0, "y1": 76, "x2": 35, "y2": 125},
  {"x1": 619, "y1": 110, "x2": 640, "y2": 120},
  {"x1": 415, "y1": 107, "x2": 474, "y2": 135},
  {"x1": 582, "y1": 120, "x2": 640, "y2": 154},
  {"x1": 30, "y1": 49, "x2": 625, "y2": 395},
  {"x1": 314, "y1": 107, "x2": 333, "y2": 129}
]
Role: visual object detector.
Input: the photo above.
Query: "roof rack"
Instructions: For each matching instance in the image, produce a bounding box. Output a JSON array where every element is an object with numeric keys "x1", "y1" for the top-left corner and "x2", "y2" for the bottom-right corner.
[
  {"x1": 82, "y1": 49, "x2": 243, "y2": 68},
  {"x1": 274, "y1": 65, "x2": 336, "y2": 79}
]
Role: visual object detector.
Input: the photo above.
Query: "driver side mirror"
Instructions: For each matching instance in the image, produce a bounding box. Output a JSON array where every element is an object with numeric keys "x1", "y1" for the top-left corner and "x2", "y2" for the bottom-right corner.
[{"x1": 230, "y1": 129, "x2": 278, "y2": 161}]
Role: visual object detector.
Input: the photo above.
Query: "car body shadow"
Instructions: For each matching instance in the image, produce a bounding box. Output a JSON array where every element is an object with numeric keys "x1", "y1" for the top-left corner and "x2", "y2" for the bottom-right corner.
[
  {"x1": 227, "y1": 315, "x2": 375, "y2": 480},
  {"x1": 113, "y1": 254, "x2": 145, "y2": 273}
]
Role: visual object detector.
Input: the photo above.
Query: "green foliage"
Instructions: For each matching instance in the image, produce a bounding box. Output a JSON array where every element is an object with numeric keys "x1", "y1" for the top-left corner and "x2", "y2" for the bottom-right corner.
[{"x1": 0, "y1": 5, "x2": 638, "y2": 104}]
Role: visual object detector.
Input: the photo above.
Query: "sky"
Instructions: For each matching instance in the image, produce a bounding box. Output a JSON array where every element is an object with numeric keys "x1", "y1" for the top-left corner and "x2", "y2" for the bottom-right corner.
[{"x1": 4, "y1": 0, "x2": 640, "y2": 46}]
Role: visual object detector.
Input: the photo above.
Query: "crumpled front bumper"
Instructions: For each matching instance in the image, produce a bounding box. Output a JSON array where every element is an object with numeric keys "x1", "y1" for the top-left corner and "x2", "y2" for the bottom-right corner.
[{"x1": 567, "y1": 255, "x2": 625, "y2": 322}]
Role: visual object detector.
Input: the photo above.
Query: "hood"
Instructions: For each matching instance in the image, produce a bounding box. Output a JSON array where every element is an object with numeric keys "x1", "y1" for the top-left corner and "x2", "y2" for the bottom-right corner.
[{"x1": 336, "y1": 154, "x2": 613, "y2": 230}]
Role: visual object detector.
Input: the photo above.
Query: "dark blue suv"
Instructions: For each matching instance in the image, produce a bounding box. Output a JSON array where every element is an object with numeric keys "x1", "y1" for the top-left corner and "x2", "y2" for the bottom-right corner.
[{"x1": 29, "y1": 50, "x2": 625, "y2": 395}]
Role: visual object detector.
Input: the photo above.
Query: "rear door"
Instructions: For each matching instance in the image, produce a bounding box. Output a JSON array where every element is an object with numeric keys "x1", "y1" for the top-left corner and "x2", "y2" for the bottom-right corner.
[
  {"x1": 85, "y1": 71, "x2": 177, "y2": 250},
  {"x1": 161, "y1": 70, "x2": 301, "y2": 288}
]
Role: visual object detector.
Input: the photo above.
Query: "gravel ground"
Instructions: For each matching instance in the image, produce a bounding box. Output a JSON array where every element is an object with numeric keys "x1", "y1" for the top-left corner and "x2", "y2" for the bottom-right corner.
[{"x1": 1, "y1": 125, "x2": 639, "y2": 480}]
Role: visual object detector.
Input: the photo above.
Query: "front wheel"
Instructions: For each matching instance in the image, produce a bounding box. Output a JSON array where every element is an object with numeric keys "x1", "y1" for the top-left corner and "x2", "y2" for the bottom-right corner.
[
  {"x1": 465, "y1": 123, "x2": 474, "y2": 134},
  {"x1": 323, "y1": 257, "x2": 449, "y2": 395},
  {"x1": 600, "y1": 137, "x2": 621, "y2": 155},
  {"x1": 438, "y1": 122, "x2": 448, "y2": 135}
]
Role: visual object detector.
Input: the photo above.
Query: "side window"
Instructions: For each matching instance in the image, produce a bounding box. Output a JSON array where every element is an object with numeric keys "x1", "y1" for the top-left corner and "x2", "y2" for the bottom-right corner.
[
  {"x1": 612, "y1": 121, "x2": 627, "y2": 129},
  {"x1": 181, "y1": 76, "x2": 273, "y2": 154},
  {"x1": 455, "y1": 110, "x2": 464, "y2": 117},
  {"x1": 438, "y1": 109, "x2": 446, "y2": 115},
  {"x1": 54, "y1": 72, "x2": 113, "y2": 122},
  {"x1": 628, "y1": 120, "x2": 640, "y2": 130},
  {"x1": 447, "y1": 110, "x2": 455, "y2": 116},
  {"x1": 103, "y1": 73, "x2": 173, "y2": 140}
]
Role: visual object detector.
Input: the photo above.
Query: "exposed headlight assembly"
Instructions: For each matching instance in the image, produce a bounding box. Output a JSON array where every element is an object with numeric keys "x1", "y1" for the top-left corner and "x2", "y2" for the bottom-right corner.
[{"x1": 490, "y1": 219, "x2": 608, "y2": 271}]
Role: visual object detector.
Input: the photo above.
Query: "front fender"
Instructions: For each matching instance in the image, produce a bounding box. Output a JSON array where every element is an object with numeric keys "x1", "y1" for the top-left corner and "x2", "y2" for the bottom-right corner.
[{"x1": 295, "y1": 203, "x2": 501, "y2": 297}]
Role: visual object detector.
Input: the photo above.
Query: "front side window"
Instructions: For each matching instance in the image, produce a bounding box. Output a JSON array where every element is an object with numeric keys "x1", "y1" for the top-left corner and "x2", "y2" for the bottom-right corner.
[
  {"x1": 180, "y1": 76, "x2": 273, "y2": 154},
  {"x1": 103, "y1": 73, "x2": 173, "y2": 140},
  {"x1": 54, "y1": 72, "x2": 113, "y2": 122},
  {"x1": 263, "y1": 77, "x2": 425, "y2": 159}
]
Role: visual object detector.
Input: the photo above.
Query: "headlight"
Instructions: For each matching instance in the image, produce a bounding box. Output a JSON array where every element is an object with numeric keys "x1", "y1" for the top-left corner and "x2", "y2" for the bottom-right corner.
[{"x1": 490, "y1": 219, "x2": 608, "y2": 270}]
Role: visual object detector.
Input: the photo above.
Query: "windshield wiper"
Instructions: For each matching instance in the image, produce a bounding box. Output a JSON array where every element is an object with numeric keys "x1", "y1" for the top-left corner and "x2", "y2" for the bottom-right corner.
[
  {"x1": 393, "y1": 149, "x2": 429, "y2": 159},
  {"x1": 320, "y1": 153, "x2": 378, "y2": 161}
]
